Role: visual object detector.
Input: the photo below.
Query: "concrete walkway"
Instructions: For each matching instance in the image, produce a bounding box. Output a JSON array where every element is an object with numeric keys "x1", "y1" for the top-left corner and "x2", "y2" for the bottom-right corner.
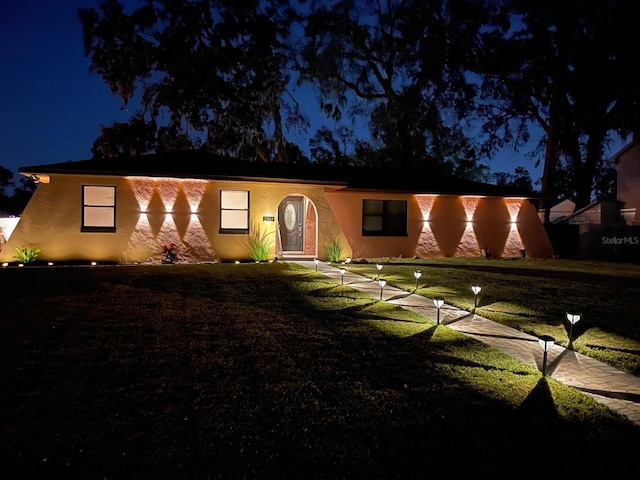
[{"x1": 294, "y1": 260, "x2": 640, "y2": 427}]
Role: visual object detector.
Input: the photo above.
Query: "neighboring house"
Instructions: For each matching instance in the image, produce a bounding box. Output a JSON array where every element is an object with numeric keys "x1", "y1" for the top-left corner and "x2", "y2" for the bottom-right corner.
[
  {"x1": 537, "y1": 199, "x2": 576, "y2": 224},
  {"x1": 544, "y1": 140, "x2": 640, "y2": 261},
  {"x1": 0, "y1": 151, "x2": 554, "y2": 264}
]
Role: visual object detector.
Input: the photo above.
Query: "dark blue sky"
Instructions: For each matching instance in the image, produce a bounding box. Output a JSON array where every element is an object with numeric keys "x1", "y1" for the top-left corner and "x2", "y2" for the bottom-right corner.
[
  {"x1": 0, "y1": 1, "x2": 130, "y2": 178},
  {"x1": 3, "y1": 1, "x2": 623, "y2": 186}
]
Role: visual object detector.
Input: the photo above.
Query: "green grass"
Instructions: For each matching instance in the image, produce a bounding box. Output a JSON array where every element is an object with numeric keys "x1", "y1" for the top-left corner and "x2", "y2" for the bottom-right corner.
[
  {"x1": 351, "y1": 257, "x2": 640, "y2": 376},
  {"x1": 0, "y1": 262, "x2": 639, "y2": 478}
]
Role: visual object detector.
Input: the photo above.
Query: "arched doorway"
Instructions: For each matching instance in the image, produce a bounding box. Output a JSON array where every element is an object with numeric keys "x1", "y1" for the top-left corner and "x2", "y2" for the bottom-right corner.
[{"x1": 277, "y1": 195, "x2": 317, "y2": 259}]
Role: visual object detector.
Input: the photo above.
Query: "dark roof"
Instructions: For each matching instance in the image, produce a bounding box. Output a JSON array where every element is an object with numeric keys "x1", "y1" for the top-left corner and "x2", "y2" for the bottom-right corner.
[{"x1": 19, "y1": 150, "x2": 536, "y2": 197}]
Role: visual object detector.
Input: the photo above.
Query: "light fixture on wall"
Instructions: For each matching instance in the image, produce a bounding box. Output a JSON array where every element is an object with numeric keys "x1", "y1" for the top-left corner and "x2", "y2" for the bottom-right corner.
[{"x1": 29, "y1": 174, "x2": 40, "y2": 184}]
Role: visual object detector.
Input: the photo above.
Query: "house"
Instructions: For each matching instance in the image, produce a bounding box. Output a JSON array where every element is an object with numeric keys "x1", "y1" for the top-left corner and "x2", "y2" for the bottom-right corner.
[
  {"x1": 544, "y1": 140, "x2": 640, "y2": 261},
  {"x1": 0, "y1": 151, "x2": 554, "y2": 264}
]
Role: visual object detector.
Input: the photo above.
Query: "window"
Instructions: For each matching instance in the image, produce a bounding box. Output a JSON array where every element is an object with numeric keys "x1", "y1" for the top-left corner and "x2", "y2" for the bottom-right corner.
[
  {"x1": 220, "y1": 190, "x2": 249, "y2": 233},
  {"x1": 362, "y1": 199, "x2": 407, "y2": 236},
  {"x1": 82, "y1": 185, "x2": 116, "y2": 232}
]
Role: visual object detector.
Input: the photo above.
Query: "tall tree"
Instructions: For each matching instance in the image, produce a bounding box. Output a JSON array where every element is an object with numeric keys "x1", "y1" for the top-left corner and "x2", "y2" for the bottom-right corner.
[
  {"x1": 79, "y1": 0, "x2": 307, "y2": 162},
  {"x1": 299, "y1": 0, "x2": 492, "y2": 173},
  {"x1": 476, "y1": 0, "x2": 640, "y2": 218}
]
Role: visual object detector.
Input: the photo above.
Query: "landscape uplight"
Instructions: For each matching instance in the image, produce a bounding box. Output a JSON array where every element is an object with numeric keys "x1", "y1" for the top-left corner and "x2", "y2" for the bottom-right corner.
[
  {"x1": 376, "y1": 263, "x2": 383, "y2": 280},
  {"x1": 339, "y1": 267, "x2": 346, "y2": 284},
  {"x1": 413, "y1": 270, "x2": 422, "y2": 290},
  {"x1": 471, "y1": 285, "x2": 481, "y2": 312},
  {"x1": 314, "y1": 258, "x2": 319, "y2": 271},
  {"x1": 538, "y1": 335, "x2": 555, "y2": 376},
  {"x1": 566, "y1": 313, "x2": 582, "y2": 348},
  {"x1": 433, "y1": 297, "x2": 445, "y2": 325},
  {"x1": 378, "y1": 278, "x2": 387, "y2": 300}
]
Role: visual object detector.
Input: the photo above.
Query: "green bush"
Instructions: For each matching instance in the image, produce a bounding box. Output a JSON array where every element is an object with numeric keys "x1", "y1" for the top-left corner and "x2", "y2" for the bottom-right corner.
[
  {"x1": 14, "y1": 245, "x2": 41, "y2": 263},
  {"x1": 324, "y1": 238, "x2": 343, "y2": 263}
]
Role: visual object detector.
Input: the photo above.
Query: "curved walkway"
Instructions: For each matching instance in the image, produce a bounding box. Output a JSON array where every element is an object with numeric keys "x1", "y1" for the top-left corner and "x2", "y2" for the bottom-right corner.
[{"x1": 294, "y1": 260, "x2": 640, "y2": 427}]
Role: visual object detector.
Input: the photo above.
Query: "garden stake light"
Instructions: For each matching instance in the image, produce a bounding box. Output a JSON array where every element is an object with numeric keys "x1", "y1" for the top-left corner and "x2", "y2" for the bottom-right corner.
[
  {"x1": 433, "y1": 298, "x2": 444, "y2": 325},
  {"x1": 339, "y1": 267, "x2": 346, "y2": 284},
  {"x1": 414, "y1": 270, "x2": 422, "y2": 290},
  {"x1": 566, "y1": 313, "x2": 581, "y2": 348},
  {"x1": 376, "y1": 263, "x2": 383, "y2": 280},
  {"x1": 471, "y1": 285, "x2": 481, "y2": 312},
  {"x1": 345, "y1": 257, "x2": 352, "y2": 270},
  {"x1": 378, "y1": 279, "x2": 387, "y2": 299},
  {"x1": 538, "y1": 335, "x2": 555, "y2": 376},
  {"x1": 314, "y1": 258, "x2": 319, "y2": 271}
]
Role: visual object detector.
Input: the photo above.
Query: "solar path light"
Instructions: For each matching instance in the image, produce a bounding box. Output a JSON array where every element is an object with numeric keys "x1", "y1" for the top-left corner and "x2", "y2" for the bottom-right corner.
[
  {"x1": 433, "y1": 298, "x2": 445, "y2": 325},
  {"x1": 339, "y1": 267, "x2": 346, "y2": 284},
  {"x1": 376, "y1": 263, "x2": 383, "y2": 280},
  {"x1": 314, "y1": 258, "x2": 319, "y2": 271},
  {"x1": 471, "y1": 285, "x2": 481, "y2": 312},
  {"x1": 378, "y1": 279, "x2": 387, "y2": 299},
  {"x1": 566, "y1": 313, "x2": 581, "y2": 348},
  {"x1": 414, "y1": 270, "x2": 422, "y2": 290},
  {"x1": 538, "y1": 335, "x2": 555, "y2": 376}
]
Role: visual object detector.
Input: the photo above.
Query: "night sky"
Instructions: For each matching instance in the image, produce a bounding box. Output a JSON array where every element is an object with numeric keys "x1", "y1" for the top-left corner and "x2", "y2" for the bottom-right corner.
[{"x1": 3, "y1": 1, "x2": 621, "y2": 186}]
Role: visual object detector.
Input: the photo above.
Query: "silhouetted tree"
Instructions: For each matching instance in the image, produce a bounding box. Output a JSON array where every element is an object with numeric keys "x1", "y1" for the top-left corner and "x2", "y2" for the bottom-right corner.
[
  {"x1": 476, "y1": 0, "x2": 640, "y2": 217},
  {"x1": 79, "y1": 0, "x2": 307, "y2": 162}
]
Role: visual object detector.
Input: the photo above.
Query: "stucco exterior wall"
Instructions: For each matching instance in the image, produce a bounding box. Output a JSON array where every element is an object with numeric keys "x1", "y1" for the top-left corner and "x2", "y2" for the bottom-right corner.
[
  {"x1": 325, "y1": 190, "x2": 553, "y2": 259},
  {"x1": 0, "y1": 172, "x2": 553, "y2": 264},
  {"x1": 0, "y1": 174, "x2": 346, "y2": 264}
]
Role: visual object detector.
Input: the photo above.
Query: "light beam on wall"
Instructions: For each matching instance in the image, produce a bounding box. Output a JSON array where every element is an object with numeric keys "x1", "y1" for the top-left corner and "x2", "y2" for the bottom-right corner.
[
  {"x1": 504, "y1": 199, "x2": 525, "y2": 255},
  {"x1": 182, "y1": 180, "x2": 208, "y2": 213},
  {"x1": 128, "y1": 177, "x2": 155, "y2": 211},
  {"x1": 415, "y1": 195, "x2": 440, "y2": 256}
]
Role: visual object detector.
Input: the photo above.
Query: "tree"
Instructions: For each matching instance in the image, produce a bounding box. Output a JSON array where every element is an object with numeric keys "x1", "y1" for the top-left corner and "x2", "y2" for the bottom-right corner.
[
  {"x1": 476, "y1": 0, "x2": 640, "y2": 218},
  {"x1": 299, "y1": 0, "x2": 492, "y2": 172},
  {"x1": 79, "y1": 0, "x2": 307, "y2": 163}
]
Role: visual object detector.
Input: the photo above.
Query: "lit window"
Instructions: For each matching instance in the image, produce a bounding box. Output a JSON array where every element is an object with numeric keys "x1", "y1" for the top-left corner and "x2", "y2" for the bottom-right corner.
[
  {"x1": 362, "y1": 199, "x2": 407, "y2": 236},
  {"x1": 220, "y1": 190, "x2": 249, "y2": 234},
  {"x1": 82, "y1": 185, "x2": 116, "y2": 232}
]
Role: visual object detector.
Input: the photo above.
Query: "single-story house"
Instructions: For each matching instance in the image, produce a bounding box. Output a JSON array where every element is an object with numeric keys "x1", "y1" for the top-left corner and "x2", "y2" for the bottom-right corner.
[{"x1": 0, "y1": 151, "x2": 554, "y2": 264}]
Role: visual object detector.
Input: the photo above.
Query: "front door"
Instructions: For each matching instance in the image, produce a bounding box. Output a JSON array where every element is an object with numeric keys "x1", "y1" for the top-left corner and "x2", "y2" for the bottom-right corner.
[{"x1": 279, "y1": 196, "x2": 304, "y2": 252}]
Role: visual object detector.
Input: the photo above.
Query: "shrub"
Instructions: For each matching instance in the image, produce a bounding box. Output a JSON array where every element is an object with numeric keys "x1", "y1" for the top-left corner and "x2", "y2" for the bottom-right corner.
[
  {"x1": 162, "y1": 243, "x2": 179, "y2": 264},
  {"x1": 248, "y1": 226, "x2": 273, "y2": 262},
  {"x1": 14, "y1": 245, "x2": 40, "y2": 263},
  {"x1": 324, "y1": 238, "x2": 343, "y2": 263}
]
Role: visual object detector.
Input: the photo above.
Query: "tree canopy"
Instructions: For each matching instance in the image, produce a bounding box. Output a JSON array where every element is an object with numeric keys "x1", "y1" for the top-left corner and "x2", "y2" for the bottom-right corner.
[{"x1": 78, "y1": 0, "x2": 640, "y2": 212}]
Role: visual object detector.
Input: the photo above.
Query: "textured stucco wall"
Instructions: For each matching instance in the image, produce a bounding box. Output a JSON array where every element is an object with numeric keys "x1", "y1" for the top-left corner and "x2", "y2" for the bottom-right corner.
[
  {"x1": 0, "y1": 173, "x2": 553, "y2": 264},
  {"x1": 0, "y1": 175, "x2": 346, "y2": 264},
  {"x1": 325, "y1": 190, "x2": 553, "y2": 259}
]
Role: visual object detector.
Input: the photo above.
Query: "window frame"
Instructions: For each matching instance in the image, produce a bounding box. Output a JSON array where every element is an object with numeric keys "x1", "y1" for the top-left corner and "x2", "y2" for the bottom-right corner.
[
  {"x1": 81, "y1": 185, "x2": 116, "y2": 233},
  {"x1": 362, "y1": 199, "x2": 408, "y2": 237},
  {"x1": 219, "y1": 189, "x2": 250, "y2": 234}
]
